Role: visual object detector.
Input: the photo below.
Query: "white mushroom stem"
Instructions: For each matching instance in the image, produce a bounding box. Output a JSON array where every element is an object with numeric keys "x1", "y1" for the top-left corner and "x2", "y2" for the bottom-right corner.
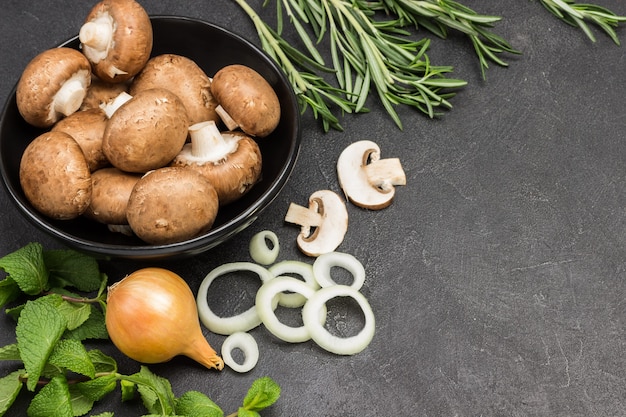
[
  {"x1": 184, "y1": 120, "x2": 237, "y2": 162},
  {"x1": 284, "y1": 202, "x2": 323, "y2": 237},
  {"x1": 79, "y1": 14, "x2": 114, "y2": 63},
  {"x1": 214, "y1": 105, "x2": 239, "y2": 131},
  {"x1": 101, "y1": 91, "x2": 133, "y2": 118},
  {"x1": 51, "y1": 71, "x2": 90, "y2": 118}
]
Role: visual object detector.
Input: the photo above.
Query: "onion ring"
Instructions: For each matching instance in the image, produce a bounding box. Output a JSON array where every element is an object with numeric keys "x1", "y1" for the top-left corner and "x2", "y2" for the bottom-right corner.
[
  {"x1": 268, "y1": 260, "x2": 319, "y2": 308},
  {"x1": 312, "y1": 252, "x2": 365, "y2": 290},
  {"x1": 197, "y1": 262, "x2": 275, "y2": 335},
  {"x1": 302, "y1": 284, "x2": 375, "y2": 355},
  {"x1": 249, "y1": 230, "x2": 280, "y2": 265},
  {"x1": 256, "y1": 276, "x2": 322, "y2": 343},
  {"x1": 221, "y1": 332, "x2": 259, "y2": 373}
]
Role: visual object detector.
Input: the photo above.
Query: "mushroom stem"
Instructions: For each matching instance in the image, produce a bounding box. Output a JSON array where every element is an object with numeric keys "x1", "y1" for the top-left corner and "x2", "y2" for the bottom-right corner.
[
  {"x1": 101, "y1": 91, "x2": 133, "y2": 118},
  {"x1": 52, "y1": 73, "x2": 89, "y2": 117},
  {"x1": 364, "y1": 158, "x2": 407, "y2": 191},
  {"x1": 79, "y1": 15, "x2": 114, "y2": 60},
  {"x1": 214, "y1": 105, "x2": 239, "y2": 131},
  {"x1": 188, "y1": 121, "x2": 236, "y2": 161},
  {"x1": 285, "y1": 202, "x2": 323, "y2": 234}
]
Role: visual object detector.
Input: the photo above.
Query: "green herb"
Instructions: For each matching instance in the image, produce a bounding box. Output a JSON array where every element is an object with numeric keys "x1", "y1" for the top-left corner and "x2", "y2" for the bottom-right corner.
[
  {"x1": 539, "y1": 0, "x2": 626, "y2": 44},
  {"x1": 0, "y1": 243, "x2": 281, "y2": 417}
]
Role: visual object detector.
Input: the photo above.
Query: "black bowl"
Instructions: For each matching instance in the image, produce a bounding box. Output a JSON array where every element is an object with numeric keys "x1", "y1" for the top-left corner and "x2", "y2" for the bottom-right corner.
[{"x1": 0, "y1": 16, "x2": 301, "y2": 261}]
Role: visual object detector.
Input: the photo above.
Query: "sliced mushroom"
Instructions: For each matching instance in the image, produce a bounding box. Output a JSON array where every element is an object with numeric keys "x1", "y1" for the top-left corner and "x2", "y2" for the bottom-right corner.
[
  {"x1": 16, "y1": 47, "x2": 92, "y2": 128},
  {"x1": 51, "y1": 108, "x2": 109, "y2": 171},
  {"x1": 337, "y1": 140, "x2": 406, "y2": 210},
  {"x1": 19, "y1": 131, "x2": 92, "y2": 220},
  {"x1": 83, "y1": 167, "x2": 141, "y2": 225},
  {"x1": 210, "y1": 64, "x2": 280, "y2": 138},
  {"x1": 130, "y1": 54, "x2": 220, "y2": 125},
  {"x1": 79, "y1": 0, "x2": 152, "y2": 83},
  {"x1": 170, "y1": 120, "x2": 262, "y2": 205},
  {"x1": 285, "y1": 190, "x2": 348, "y2": 257},
  {"x1": 126, "y1": 167, "x2": 219, "y2": 245},
  {"x1": 102, "y1": 88, "x2": 189, "y2": 173}
]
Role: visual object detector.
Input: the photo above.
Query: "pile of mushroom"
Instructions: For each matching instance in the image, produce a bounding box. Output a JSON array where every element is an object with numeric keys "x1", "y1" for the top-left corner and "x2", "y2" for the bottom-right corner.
[{"x1": 15, "y1": 0, "x2": 282, "y2": 245}]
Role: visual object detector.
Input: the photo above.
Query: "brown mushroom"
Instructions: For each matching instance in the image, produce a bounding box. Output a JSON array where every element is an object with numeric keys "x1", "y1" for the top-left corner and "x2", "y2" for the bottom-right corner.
[
  {"x1": 284, "y1": 190, "x2": 349, "y2": 257},
  {"x1": 130, "y1": 54, "x2": 219, "y2": 125},
  {"x1": 79, "y1": 0, "x2": 153, "y2": 83},
  {"x1": 83, "y1": 167, "x2": 140, "y2": 225},
  {"x1": 170, "y1": 120, "x2": 262, "y2": 206},
  {"x1": 19, "y1": 131, "x2": 92, "y2": 220},
  {"x1": 102, "y1": 88, "x2": 190, "y2": 173},
  {"x1": 336, "y1": 140, "x2": 406, "y2": 210},
  {"x1": 210, "y1": 64, "x2": 280, "y2": 138},
  {"x1": 80, "y1": 76, "x2": 129, "y2": 111},
  {"x1": 16, "y1": 47, "x2": 92, "y2": 128},
  {"x1": 126, "y1": 167, "x2": 219, "y2": 245},
  {"x1": 51, "y1": 108, "x2": 109, "y2": 171}
]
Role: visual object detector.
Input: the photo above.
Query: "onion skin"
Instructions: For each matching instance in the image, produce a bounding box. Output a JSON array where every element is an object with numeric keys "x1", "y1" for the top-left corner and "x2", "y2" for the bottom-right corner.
[{"x1": 106, "y1": 267, "x2": 224, "y2": 370}]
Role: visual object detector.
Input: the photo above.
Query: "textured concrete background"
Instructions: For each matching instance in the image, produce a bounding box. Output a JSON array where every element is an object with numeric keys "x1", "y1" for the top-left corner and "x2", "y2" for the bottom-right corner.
[{"x1": 1, "y1": 1, "x2": 625, "y2": 416}]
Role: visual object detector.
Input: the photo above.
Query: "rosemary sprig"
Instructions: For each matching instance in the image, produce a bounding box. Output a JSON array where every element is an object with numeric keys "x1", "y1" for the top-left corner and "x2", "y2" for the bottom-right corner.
[
  {"x1": 234, "y1": 0, "x2": 363, "y2": 131},
  {"x1": 539, "y1": 0, "x2": 626, "y2": 44},
  {"x1": 277, "y1": 0, "x2": 468, "y2": 129},
  {"x1": 371, "y1": 0, "x2": 520, "y2": 79}
]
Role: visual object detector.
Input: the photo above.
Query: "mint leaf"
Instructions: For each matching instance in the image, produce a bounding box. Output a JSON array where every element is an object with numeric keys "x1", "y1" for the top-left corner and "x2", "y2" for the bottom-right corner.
[
  {"x1": 241, "y1": 377, "x2": 281, "y2": 412},
  {"x1": 44, "y1": 249, "x2": 102, "y2": 292},
  {"x1": 75, "y1": 374, "x2": 117, "y2": 402},
  {"x1": 0, "y1": 369, "x2": 24, "y2": 415},
  {"x1": 0, "y1": 277, "x2": 21, "y2": 309},
  {"x1": 54, "y1": 296, "x2": 92, "y2": 331},
  {"x1": 26, "y1": 375, "x2": 73, "y2": 417},
  {"x1": 0, "y1": 344, "x2": 21, "y2": 361},
  {"x1": 68, "y1": 384, "x2": 95, "y2": 416},
  {"x1": 48, "y1": 339, "x2": 96, "y2": 379},
  {"x1": 87, "y1": 350, "x2": 117, "y2": 374},
  {"x1": 133, "y1": 366, "x2": 176, "y2": 415},
  {"x1": 64, "y1": 306, "x2": 108, "y2": 341},
  {"x1": 0, "y1": 242, "x2": 48, "y2": 296},
  {"x1": 16, "y1": 295, "x2": 67, "y2": 391},
  {"x1": 175, "y1": 390, "x2": 223, "y2": 417},
  {"x1": 237, "y1": 408, "x2": 260, "y2": 417},
  {"x1": 120, "y1": 379, "x2": 136, "y2": 402},
  {"x1": 90, "y1": 413, "x2": 114, "y2": 417}
]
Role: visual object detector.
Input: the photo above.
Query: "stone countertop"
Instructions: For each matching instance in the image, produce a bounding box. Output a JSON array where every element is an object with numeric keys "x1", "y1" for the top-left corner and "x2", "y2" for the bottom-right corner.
[{"x1": 1, "y1": 1, "x2": 625, "y2": 416}]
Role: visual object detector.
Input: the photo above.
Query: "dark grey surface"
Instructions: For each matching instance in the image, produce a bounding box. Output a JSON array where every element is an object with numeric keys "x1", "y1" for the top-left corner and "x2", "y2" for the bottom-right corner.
[{"x1": 1, "y1": 1, "x2": 625, "y2": 416}]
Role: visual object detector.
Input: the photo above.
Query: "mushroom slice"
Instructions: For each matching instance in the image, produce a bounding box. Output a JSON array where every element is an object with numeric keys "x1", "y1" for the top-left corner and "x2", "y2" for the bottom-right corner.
[
  {"x1": 337, "y1": 140, "x2": 406, "y2": 210},
  {"x1": 210, "y1": 64, "x2": 281, "y2": 138},
  {"x1": 130, "y1": 54, "x2": 219, "y2": 125},
  {"x1": 16, "y1": 47, "x2": 92, "y2": 128},
  {"x1": 126, "y1": 167, "x2": 219, "y2": 245},
  {"x1": 285, "y1": 190, "x2": 348, "y2": 257},
  {"x1": 79, "y1": 0, "x2": 153, "y2": 83},
  {"x1": 170, "y1": 120, "x2": 262, "y2": 206},
  {"x1": 19, "y1": 131, "x2": 92, "y2": 220}
]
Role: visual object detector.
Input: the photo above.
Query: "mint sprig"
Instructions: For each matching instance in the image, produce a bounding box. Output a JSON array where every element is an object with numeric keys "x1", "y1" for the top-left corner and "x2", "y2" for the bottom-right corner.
[{"x1": 0, "y1": 243, "x2": 281, "y2": 416}]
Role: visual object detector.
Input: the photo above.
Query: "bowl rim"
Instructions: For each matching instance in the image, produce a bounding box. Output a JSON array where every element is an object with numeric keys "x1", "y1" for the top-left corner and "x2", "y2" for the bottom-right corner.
[{"x1": 0, "y1": 15, "x2": 302, "y2": 260}]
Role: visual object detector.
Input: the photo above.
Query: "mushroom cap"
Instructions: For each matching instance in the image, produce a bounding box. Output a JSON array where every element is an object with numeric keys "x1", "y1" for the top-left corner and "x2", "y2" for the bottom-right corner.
[
  {"x1": 170, "y1": 131, "x2": 262, "y2": 206},
  {"x1": 284, "y1": 190, "x2": 349, "y2": 257},
  {"x1": 84, "y1": 167, "x2": 141, "y2": 225},
  {"x1": 19, "y1": 131, "x2": 92, "y2": 220},
  {"x1": 211, "y1": 64, "x2": 281, "y2": 137},
  {"x1": 126, "y1": 167, "x2": 219, "y2": 245},
  {"x1": 130, "y1": 54, "x2": 219, "y2": 125},
  {"x1": 81, "y1": 0, "x2": 153, "y2": 83},
  {"x1": 16, "y1": 47, "x2": 92, "y2": 128},
  {"x1": 102, "y1": 88, "x2": 190, "y2": 173},
  {"x1": 337, "y1": 140, "x2": 406, "y2": 210},
  {"x1": 52, "y1": 108, "x2": 110, "y2": 171},
  {"x1": 80, "y1": 76, "x2": 129, "y2": 111}
]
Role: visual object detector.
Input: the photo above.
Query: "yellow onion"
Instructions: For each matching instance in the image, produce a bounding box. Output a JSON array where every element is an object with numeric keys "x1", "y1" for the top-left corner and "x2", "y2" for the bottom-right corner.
[{"x1": 105, "y1": 267, "x2": 224, "y2": 370}]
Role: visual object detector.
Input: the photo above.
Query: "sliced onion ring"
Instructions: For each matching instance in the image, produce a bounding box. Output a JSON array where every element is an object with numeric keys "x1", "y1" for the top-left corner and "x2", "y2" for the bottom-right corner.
[
  {"x1": 221, "y1": 332, "x2": 259, "y2": 373},
  {"x1": 249, "y1": 230, "x2": 280, "y2": 265},
  {"x1": 268, "y1": 260, "x2": 319, "y2": 308},
  {"x1": 313, "y1": 252, "x2": 365, "y2": 290},
  {"x1": 302, "y1": 285, "x2": 375, "y2": 355},
  {"x1": 256, "y1": 276, "x2": 323, "y2": 343},
  {"x1": 197, "y1": 262, "x2": 275, "y2": 335}
]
